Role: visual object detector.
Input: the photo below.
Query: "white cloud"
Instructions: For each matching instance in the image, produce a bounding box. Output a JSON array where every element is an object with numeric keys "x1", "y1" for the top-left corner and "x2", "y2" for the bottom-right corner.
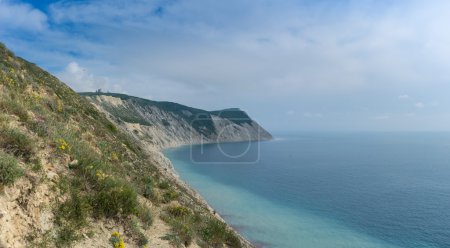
[
  {"x1": 57, "y1": 62, "x2": 123, "y2": 93},
  {"x1": 3, "y1": 0, "x2": 450, "y2": 131},
  {"x1": 415, "y1": 102, "x2": 425, "y2": 108},
  {"x1": 0, "y1": 0, "x2": 47, "y2": 31}
]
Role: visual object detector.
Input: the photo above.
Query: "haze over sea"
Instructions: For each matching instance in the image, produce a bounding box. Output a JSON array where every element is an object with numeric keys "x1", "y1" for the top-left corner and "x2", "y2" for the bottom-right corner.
[{"x1": 165, "y1": 133, "x2": 450, "y2": 248}]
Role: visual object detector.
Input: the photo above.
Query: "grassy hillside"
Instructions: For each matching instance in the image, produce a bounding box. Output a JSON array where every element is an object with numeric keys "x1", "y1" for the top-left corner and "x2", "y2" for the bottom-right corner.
[
  {"x1": 0, "y1": 43, "x2": 245, "y2": 247},
  {"x1": 80, "y1": 92, "x2": 257, "y2": 135}
]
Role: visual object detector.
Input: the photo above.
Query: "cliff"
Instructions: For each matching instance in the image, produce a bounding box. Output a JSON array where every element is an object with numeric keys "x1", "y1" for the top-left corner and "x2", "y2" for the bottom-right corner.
[
  {"x1": 0, "y1": 42, "x2": 255, "y2": 248},
  {"x1": 80, "y1": 93, "x2": 272, "y2": 149}
]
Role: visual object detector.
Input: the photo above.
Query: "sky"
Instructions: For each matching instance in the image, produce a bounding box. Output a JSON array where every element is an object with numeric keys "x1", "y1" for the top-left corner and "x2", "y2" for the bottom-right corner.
[{"x1": 1, "y1": 0, "x2": 450, "y2": 132}]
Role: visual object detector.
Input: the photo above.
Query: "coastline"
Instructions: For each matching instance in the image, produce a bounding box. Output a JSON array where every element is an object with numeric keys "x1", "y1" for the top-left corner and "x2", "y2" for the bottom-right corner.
[
  {"x1": 84, "y1": 94, "x2": 273, "y2": 247},
  {"x1": 144, "y1": 143, "x2": 257, "y2": 248}
]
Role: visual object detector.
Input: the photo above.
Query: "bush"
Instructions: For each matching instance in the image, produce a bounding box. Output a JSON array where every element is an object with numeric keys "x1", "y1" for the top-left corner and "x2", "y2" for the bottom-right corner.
[
  {"x1": 162, "y1": 188, "x2": 178, "y2": 203},
  {"x1": 30, "y1": 157, "x2": 42, "y2": 172},
  {"x1": 137, "y1": 206, "x2": 153, "y2": 229},
  {"x1": 225, "y1": 231, "x2": 242, "y2": 248},
  {"x1": 0, "y1": 152, "x2": 23, "y2": 185},
  {"x1": 158, "y1": 180, "x2": 170, "y2": 189},
  {"x1": 135, "y1": 231, "x2": 148, "y2": 247},
  {"x1": 127, "y1": 216, "x2": 149, "y2": 247},
  {"x1": 27, "y1": 120, "x2": 49, "y2": 137},
  {"x1": 0, "y1": 128, "x2": 34, "y2": 161},
  {"x1": 0, "y1": 97, "x2": 29, "y2": 122},
  {"x1": 91, "y1": 178, "x2": 138, "y2": 217},
  {"x1": 200, "y1": 218, "x2": 231, "y2": 247},
  {"x1": 141, "y1": 177, "x2": 154, "y2": 199},
  {"x1": 105, "y1": 121, "x2": 118, "y2": 133},
  {"x1": 171, "y1": 221, "x2": 193, "y2": 247},
  {"x1": 166, "y1": 204, "x2": 191, "y2": 218},
  {"x1": 56, "y1": 192, "x2": 91, "y2": 228},
  {"x1": 56, "y1": 227, "x2": 78, "y2": 248}
]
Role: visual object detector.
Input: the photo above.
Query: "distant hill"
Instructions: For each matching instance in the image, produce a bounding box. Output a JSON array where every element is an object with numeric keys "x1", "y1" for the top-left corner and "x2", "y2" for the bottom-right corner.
[{"x1": 81, "y1": 92, "x2": 272, "y2": 149}]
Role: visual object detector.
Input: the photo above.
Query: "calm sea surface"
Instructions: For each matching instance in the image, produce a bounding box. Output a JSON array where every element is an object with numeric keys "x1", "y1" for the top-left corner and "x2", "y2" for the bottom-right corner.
[{"x1": 164, "y1": 133, "x2": 450, "y2": 248}]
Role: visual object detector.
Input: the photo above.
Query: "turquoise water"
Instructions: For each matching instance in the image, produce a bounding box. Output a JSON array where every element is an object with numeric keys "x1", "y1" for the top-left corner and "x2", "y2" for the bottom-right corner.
[{"x1": 164, "y1": 133, "x2": 450, "y2": 248}]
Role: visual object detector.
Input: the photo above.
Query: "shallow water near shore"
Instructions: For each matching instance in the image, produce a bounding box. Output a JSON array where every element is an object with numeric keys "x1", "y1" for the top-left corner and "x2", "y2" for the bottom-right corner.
[{"x1": 164, "y1": 132, "x2": 450, "y2": 248}]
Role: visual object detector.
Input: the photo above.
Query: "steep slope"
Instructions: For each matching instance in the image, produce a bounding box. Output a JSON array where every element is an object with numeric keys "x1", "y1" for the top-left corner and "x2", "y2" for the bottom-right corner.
[
  {"x1": 0, "y1": 43, "x2": 252, "y2": 248},
  {"x1": 80, "y1": 93, "x2": 272, "y2": 149}
]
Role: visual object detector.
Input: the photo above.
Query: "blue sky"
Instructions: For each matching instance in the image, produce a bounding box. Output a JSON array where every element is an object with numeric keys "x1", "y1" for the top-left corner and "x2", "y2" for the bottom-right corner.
[{"x1": 1, "y1": 0, "x2": 450, "y2": 132}]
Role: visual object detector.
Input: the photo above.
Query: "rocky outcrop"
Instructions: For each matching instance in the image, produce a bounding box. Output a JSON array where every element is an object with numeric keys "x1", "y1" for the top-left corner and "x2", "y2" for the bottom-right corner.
[{"x1": 81, "y1": 93, "x2": 272, "y2": 149}]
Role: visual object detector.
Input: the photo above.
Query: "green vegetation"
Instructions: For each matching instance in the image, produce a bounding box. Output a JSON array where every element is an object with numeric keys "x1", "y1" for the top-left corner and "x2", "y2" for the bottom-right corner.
[
  {"x1": 137, "y1": 205, "x2": 153, "y2": 229},
  {"x1": 90, "y1": 177, "x2": 139, "y2": 217},
  {"x1": 162, "y1": 202, "x2": 242, "y2": 248},
  {"x1": 0, "y1": 128, "x2": 34, "y2": 161},
  {"x1": 200, "y1": 218, "x2": 242, "y2": 247},
  {"x1": 140, "y1": 176, "x2": 154, "y2": 199},
  {"x1": 162, "y1": 188, "x2": 179, "y2": 203},
  {"x1": 0, "y1": 95, "x2": 29, "y2": 122},
  {"x1": 80, "y1": 92, "x2": 256, "y2": 135},
  {"x1": 0, "y1": 42, "x2": 245, "y2": 247},
  {"x1": 80, "y1": 92, "x2": 219, "y2": 136},
  {"x1": 110, "y1": 231, "x2": 125, "y2": 248},
  {"x1": 0, "y1": 151, "x2": 23, "y2": 185}
]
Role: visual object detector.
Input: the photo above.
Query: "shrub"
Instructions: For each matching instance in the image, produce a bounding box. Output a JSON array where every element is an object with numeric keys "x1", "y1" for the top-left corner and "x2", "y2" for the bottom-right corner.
[
  {"x1": 225, "y1": 231, "x2": 242, "y2": 248},
  {"x1": 0, "y1": 128, "x2": 34, "y2": 160},
  {"x1": 166, "y1": 204, "x2": 191, "y2": 218},
  {"x1": 162, "y1": 188, "x2": 178, "y2": 204},
  {"x1": 127, "y1": 216, "x2": 149, "y2": 247},
  {"x1": 171, "y1": 221, "x2": 193, "y2": 247},
  {"x1": 141, "y1": 176, "x2": 154, "y2": 199},
  {"x1": 158, "y1": 180, "x2": 170, "y2": 189},
  {"x1": 106, "y1": 122, "x2": 118, "y2": 133},
  {"x1": 56, "y1": 227, "x2": 78, "y2": 248},
  {"x1": 91, "y1": 178, "x2": 138, "y2": 217},
  {"x1": 26, "y1": 120, "x2": 49, "y2": 137},
  {"x1": 161, "y1": 233, "x2": 184, "y2": 247},
  {"x1": 29, "y1": 157, "x2": 42, "y2": 172},
  {"x1": 135, "y1": 232, "x2": 148, "y2": 247},
  {"x1": 56, "y1": 192, "x2": 91, "y2": 228},
  {"x1": 0, "y1": 97, "x2": 29, "y2": 122},
  {"x1": 0, "y1": 152, "x2": 23, "y2": 185},
  {"x1": 200, "y1": 218, "x2": 230, "y2": 247},
  {"x1": 137, "y1": 206, "x2": 153, "y2": 229}
]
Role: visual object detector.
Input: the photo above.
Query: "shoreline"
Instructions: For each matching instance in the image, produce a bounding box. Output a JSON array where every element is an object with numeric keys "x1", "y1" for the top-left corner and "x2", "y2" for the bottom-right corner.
[{"x1": 145, "y1": 143, "x2": 257, "y2": 248}]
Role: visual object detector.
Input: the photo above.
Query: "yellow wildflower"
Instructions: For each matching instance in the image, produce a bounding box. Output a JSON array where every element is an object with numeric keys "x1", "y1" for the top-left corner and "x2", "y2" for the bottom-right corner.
[
  {"x1": 95, "y1": 171, "x2": 108, "y2": 180},
  {"x1": 110, "y1": 231, "x2": 125, "y2": 248},
  {"x1": 110, "y1": 152, "x2": 119, "y2": 161},
  {"x1": 31, "y1": 91, "x2": 42, "y2": 102},
  {"x1": 57, "y1": 138, "x2": 69, "y2": 151}
]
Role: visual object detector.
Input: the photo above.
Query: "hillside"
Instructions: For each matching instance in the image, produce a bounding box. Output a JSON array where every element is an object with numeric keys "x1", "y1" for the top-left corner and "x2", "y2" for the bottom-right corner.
[
  {"x1": 80, "y1": 92, "x2": 272, "y2": 149},
  {"x1": 0, "y1": 43, "x2": 254, "y2": 248}
]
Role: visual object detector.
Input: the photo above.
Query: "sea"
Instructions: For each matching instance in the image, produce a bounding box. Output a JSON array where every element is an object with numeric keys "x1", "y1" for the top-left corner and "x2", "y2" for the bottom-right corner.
[{"x1": 164, "y1": 132, "x2": 450, "y2": 248}]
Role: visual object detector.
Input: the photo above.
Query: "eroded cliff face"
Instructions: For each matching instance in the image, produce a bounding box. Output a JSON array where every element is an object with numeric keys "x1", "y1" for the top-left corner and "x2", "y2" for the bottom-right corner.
[
  {"x1": 0, "y1": 43, "x2": 254, "y2": 248},
  {"x1": 82, "y1": 93, "x2": 272, "y2": 149},
  {"x1": 80, "y1": 93, "x2": 271, "y2": 248}
]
